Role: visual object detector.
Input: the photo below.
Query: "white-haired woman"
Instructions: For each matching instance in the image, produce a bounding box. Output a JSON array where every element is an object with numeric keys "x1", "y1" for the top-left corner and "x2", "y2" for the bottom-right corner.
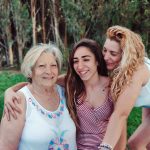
[{"x1": 0, "y1": 43, "x2": 77, "y2": 150}]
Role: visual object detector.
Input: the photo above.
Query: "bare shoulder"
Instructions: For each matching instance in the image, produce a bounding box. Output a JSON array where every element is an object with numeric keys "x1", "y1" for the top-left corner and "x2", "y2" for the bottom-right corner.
[
  {"x1": 101, "y1": 76, "x2": 110, "y2": 86},
  {"x1": 16, "y1": 91, "x2": 26, "y2": 111},
  {"x1": 134, "y1": 64, "x2": 150, "y2": 85}
]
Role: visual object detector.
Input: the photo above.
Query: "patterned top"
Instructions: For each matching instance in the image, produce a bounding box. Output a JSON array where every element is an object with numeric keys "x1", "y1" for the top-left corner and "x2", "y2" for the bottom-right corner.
[
  {"x1": 76, "y1": 96, "x2": 114, "y2": 150},
  {"x1": 18, "y1": 85, "x2": 77, "y2": 150}
]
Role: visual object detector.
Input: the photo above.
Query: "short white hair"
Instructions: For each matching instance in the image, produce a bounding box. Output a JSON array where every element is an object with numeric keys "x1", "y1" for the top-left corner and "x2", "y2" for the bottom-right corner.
[{"x1": 21, "y1": 43, "x2": 63, "y2": 78}]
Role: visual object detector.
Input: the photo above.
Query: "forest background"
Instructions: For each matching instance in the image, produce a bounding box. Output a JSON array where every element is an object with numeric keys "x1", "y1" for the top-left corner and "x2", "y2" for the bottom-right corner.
[{"x1": 0, "y1": 0, "x2": 150, "y2": 138}]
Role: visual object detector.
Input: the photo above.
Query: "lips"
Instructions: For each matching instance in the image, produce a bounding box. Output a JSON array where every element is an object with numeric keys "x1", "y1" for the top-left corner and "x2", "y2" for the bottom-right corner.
[
  {"x1": 42, "y1": 76, "x2": 54, "y2": 80},
  {"x1": 106, "y1": 62, "x2": 114, "y2": 66},
  {"x1": 77, "y1": 70, "x2": 88, "y2": 77}
]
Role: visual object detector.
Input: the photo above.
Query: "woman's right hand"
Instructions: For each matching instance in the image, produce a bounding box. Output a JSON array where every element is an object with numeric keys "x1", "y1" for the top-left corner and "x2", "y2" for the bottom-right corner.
[{"x1": 4, "y1": 88, "x2": 22, "y2": 121}]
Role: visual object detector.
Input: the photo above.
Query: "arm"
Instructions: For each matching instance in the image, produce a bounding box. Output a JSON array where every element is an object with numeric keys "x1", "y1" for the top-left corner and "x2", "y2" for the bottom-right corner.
[
  {"x1": 114, "y1": 123, "x2": 127, "y2": 150},
  {"x1": 4, "y1": 82, "x2": 28, "y2": 120},
  {"x1": 142, "y1": 108, "x2": 150, "y2": 122},
  {"x1": 0, "y1": 92, "x2": 26, "y2": 150},
  {"x1": 56, "y1": 74, "x2": 66, "y2": 87},
  {"x1": 9, "y1": 82, "x2": 28, "y2": 92},
  {"x1": 100, "y1": 66, "x2": 149, "y2": 149}
]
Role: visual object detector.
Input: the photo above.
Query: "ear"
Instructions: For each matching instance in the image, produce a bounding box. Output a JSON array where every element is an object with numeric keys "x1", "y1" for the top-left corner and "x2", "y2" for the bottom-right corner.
[{"x1": 28, "y1": 72, "x2": 32, "y2": 78}]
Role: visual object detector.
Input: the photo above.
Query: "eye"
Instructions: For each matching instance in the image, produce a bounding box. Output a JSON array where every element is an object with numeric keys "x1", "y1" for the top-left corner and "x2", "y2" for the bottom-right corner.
[
  {"x1": 73, "y1": 60, "x2": 78, "y2": 64},
  {"x1": 38, "y1": 64, "x2": 45, "y2": 68},
  {"x1": 51, "y1": 64, "x2": 57, "y2": 67},
  {"x1": 110, "y1": 52, "x2": 120, "y2": 57},
  {"x1": 83, "y1": 58, "x2": 89, "y2": 62},
  {"x1": 102, "y1": 48, "x2": 107, "y2": 53}
]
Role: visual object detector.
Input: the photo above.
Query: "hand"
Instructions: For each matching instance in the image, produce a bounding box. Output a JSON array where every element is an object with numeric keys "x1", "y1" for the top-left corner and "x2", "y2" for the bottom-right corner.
[{"x1": 4, "y1": 88, "x2": 22, "y2": 121}]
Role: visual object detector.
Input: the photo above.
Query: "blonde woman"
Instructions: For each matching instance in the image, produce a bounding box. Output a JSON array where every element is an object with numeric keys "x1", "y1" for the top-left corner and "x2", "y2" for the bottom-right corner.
[
  {"x1": 0, "y1": 43, "x2": 76, "y2": 150},
  {"x1": 99, "y1": 26, "x2": 150, "y2": 150}
]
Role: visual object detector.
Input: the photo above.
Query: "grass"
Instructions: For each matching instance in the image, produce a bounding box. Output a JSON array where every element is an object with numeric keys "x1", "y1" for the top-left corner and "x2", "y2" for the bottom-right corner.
[
  {"x1": 0, "y1": 71, "x2": 27, "y2": 119},
  {"x1": 127, "y1": 107, "x2": 141, "y2": 138},
  {"x1": 0, "y1": 71, "x2": 141, "y2": 138}
]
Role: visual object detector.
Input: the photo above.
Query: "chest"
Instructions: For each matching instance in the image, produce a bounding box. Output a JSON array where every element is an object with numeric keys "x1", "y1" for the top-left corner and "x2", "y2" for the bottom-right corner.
[
  {"x1": 20, "y1": 102, "x2": 76, "y2": 150},
  {"x1": 76, "y1": 98, "x2": 114, "y2": 123}
]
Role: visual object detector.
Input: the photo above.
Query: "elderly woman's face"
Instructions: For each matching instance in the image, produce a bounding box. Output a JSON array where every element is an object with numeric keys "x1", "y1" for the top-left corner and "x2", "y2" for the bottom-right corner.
[{"x1": 32, "y1": 52, "x2": 59, "y2": 88}]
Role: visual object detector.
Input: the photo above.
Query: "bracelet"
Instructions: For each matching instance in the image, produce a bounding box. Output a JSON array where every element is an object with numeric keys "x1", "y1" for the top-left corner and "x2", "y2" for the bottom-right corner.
[{"x1": 98, "y1": 143, "x2": 113, "y2": 150}]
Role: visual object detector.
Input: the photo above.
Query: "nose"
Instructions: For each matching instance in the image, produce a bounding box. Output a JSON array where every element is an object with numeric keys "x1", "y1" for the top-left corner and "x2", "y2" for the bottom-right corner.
[
  {"x1": 45, "y1": 66, "x2": 52, "y2": 74},
  {"x1": 103, "y1": 51, "x2": 110, "y2": 61},
  {"x1": 77, "y1": 60, "x2": 84, "y2": 70}
]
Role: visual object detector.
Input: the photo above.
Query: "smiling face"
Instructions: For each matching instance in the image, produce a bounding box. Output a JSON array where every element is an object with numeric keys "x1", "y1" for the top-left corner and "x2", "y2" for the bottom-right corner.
[
  {"x1": 31, "y1": 52, "x2": 58, "y2": 88},
  {"x1": 102, "y1": 38, "x2": 122, "y2": 71},
  {"x1": 73, "y1": 46, "x2": 98, "y2": 82}
]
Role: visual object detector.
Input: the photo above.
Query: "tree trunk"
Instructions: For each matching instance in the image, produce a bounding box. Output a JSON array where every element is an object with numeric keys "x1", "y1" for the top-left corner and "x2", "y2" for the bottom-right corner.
[
  {"x1": 31, "y1": 0, "x2": 37, "y2": 45},
  {"x1": 51, "y1": 0, "x2": 64, "y2": 50},
  {"x1": 8, "y1": 42, "x2": 13, "y2": 66},
  {"x1": 41, "y1": 0, "x2": 46, "y2": 43},
  {"x1": 5, "y1": 24, "x2": 14, "y2": 66},
  {"x1": 17, "y1": 41, "x2": 24, "y2": 65},
  {"x1": 64, "y1": 22, "x2": 67, "y2": 49}
]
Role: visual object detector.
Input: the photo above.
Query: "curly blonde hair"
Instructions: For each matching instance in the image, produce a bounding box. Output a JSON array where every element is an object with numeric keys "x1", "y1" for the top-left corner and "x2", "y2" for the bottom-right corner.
[{"x1": 106, "y1": 25, "x2": 145, "y2": 101}]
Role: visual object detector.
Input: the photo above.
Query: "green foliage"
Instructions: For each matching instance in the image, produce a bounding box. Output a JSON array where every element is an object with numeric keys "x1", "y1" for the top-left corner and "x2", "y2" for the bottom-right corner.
[
  {"x1": 61, "y1": 0, "x2": 150, "y2": 52},
  {"x1": 0, "y1": 0, "x2": 149, "y2": 66},
  {"x1": 61, "y1": 0, "x2": 101, "y2": 41},
  {"x1": 12, "y1": 0, "x2": 32, "y2": 38},
  {"x1": 0, "y1": 71, "x2": 26, "y2": 119},
  {"x1": 127, "y1": 107, "x2": 142, "y2": 138}
]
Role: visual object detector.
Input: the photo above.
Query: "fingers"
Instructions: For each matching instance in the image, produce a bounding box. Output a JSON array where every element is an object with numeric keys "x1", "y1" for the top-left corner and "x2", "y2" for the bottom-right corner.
[
  {"x1": 12, "y1": 95, "x2": 21, "y2": 104},
  {"x1": 6, "y1": 97, "x2": 22, "y2": 114},
  {"x1": 4, "y1": 103, "x2": 17, "y2": 120},
  {"x1": 3, "y1": 93, "x2": 22, "y2": 121},
  {"x1": 4, "y1": 104, "x2": 10, "y2": 121},
  {"x1": 13, "y1": 99, "x2": 22, "y2": 113}
]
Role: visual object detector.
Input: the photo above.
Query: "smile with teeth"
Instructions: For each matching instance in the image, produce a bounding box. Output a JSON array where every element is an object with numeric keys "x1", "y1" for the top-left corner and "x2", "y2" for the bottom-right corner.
[
  {"x1": 106, "y1": 63, "x2": 113, "y2": 66},
  {"x1": 78, "y1": 70, "x2": 88, "y2": 76},
  {"x1": 43, "y1": 76, "x2": 54, "y2": 80}
]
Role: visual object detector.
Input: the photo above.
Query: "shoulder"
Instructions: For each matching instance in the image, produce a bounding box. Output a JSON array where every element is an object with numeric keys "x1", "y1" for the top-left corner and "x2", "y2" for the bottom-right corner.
[
  {"x1": 56, "y1": 84, "x2": 65, "y2": 97},
  {"x1": 133, "y1": 64, "x2": 150, "y2": 86},
  {"x1": 101, "y1": 76, "x2": 111, "y2": 86},
  {"x1": 16, "y1": 90, "x2": 26, "y2": 111}
]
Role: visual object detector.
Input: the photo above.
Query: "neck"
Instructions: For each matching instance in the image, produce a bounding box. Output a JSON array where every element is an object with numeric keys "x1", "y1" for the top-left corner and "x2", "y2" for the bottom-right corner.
[
  {"x1": 84, "y1": 74, "x2": 101, "y2": 89},
  {"x1": 29, "y1": 82, "x2": 56, "y2": 96}
]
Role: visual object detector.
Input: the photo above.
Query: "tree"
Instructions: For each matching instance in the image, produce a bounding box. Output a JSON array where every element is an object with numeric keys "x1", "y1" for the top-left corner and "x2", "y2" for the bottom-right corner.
[
  {"x1": 31, "y1": 0, "x2": 37, "y2": 45},
  {"x1": 50, "y1": 0, "x2": 64, "y2": 50},
  {"x1": 41, "y1": 0, "x2": 46, "y2": 43},
  {"x1": 0, "y1": 0, "x2": 14, "y2": 66},
  {"x1": 11, "y1": 0, "x2": 31, "y2": 64}
]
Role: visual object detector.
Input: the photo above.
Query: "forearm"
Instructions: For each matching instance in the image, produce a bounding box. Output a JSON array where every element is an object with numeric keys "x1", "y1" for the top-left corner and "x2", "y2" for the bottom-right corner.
[
  {"x1": 0, "y1": 139, "x2": 17, "y2": 150},
  {"x1": 0, "y1": 116, "x2": 22, "y2": 150},
  {"x1": 11, "y1": 82, "x2": 28, "y2": 92},
  {"x1": 0, "y1": 96, "x2": 25, "y2": 150},
  {"x1": 57, "y1": 74, "x2": 66, "y2": 87},
  {"x1": 102, "y1": 112, "x2": 127, "y2": 149},
  {"x1": 114, "y1": 123, "x2": 127, "y2": 150},
  {"x1": 142, "y1": 108, "x2": 150, "y2": 122}
]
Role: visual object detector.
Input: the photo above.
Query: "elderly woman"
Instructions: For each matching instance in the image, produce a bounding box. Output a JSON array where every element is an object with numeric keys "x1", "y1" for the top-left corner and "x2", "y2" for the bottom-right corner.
[{"x1": 0, "y1": 43, "x2": 77, "y2": 150}]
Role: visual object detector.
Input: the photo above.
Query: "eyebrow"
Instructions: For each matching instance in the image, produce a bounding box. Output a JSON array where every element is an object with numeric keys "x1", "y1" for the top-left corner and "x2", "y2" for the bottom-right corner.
[
  {"x1": 103, "y1": 47, "x2": 121, "y2": 54},
  {"x1": 73, "y1": 55, "x2": 91, "y2": 59}
]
